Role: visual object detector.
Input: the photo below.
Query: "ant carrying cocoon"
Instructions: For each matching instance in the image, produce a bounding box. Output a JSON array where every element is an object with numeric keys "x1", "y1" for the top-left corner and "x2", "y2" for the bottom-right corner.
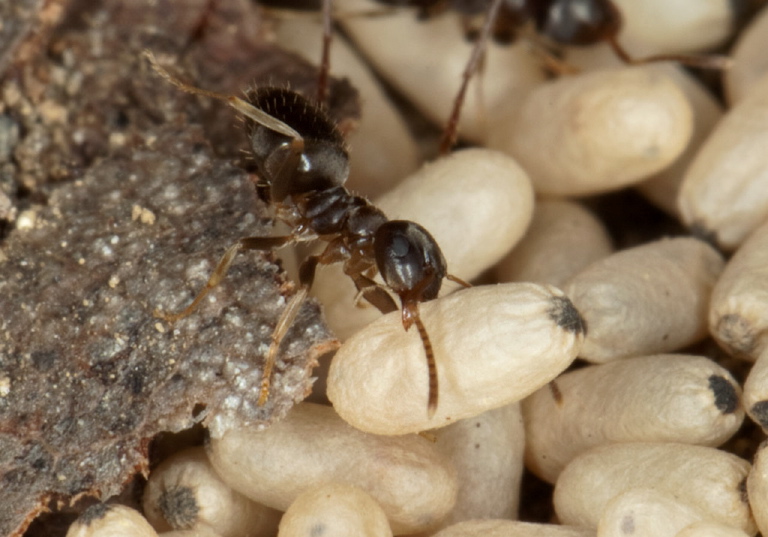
[{"x1": 145, "y1": 51, "x2": 469, "y2": 418}]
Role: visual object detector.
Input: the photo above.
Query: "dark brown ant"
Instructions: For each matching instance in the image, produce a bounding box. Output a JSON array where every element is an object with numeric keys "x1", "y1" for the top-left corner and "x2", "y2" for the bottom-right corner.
[
  {"x1": 289, "y1": 0, "x2": 731, "y2": 152},
  {"x1": 145, "y1": 51, "x2": 469, "y2": 418}
]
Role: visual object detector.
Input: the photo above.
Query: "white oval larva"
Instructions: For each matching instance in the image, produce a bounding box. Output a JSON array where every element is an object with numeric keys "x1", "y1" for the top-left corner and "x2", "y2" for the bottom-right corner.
[
  {"x1": 748, "y1": 440, "x2": 768, "y2": 535},
  {"x1": 678, "y1": 72, "x2": 768, "y2": 251},
  {"x1": 271, "y1": 17, "x2": 420, "y2": 198},
  {"x1": 494, "y1": 198, "x2": 613, "y2": 288},
  {"x1": 142, "y1": 447, "x2": 280, "y2": 537},
  {"x1": 744, "y1": 348, "x2": 768, "y2": 430},
  {"x1": 709, "y1": 220, "x2": 768, "y2": 361},
  {"x1": 431, "y1": 403, "x2": 525, "y2": 530},
  {"x1": 206, "y1": 402, "x2": 457, "y2": 535},
  {"x1": 277, "y1": 483, "x2": 392, "y2": 537},
  {"x1": 523, "y1": 354, "x2": 743, "y2": 483},
  {"x1": 66, "y1": 505, "x2": 158, "y2": 537},
  {"x1": 725, "y1": 3, "x2": 768, "y2": 104},
  {"x1": 553, "y1": 442, "x2": 755, "y2": 534},
  {"x1": 675, "y1": 522, "x2": 751, "y2": 537},
  {"x1": 636, "y1": 66, "x2": 724, "y2": 217},
  {"x1": 488, "y1": 66, "x2": 693, "y2": 197},
  {"x1": 335, "y1": 0, "x2": 545, "y2": 144},
  {"x1": 313, "y1": 148, "x2": 534, "y2": 341},
  {"x1": 432, "y1": 519, "x2": 595, "y2": 537},
  {"x1": 597, "y1": 488, "x2": 705, "y2": 537},
  {"x1": 327, "y1": 283, "x2": 585, "y2": 435},
  {"x1": 564, "y1": 237, "x2": 724, "y2": 363}
]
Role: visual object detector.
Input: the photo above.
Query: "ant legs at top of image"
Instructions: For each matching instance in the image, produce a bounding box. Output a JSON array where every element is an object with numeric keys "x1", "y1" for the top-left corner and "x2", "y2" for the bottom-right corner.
[{"x1": 145, "y1": 51, "x2": 469, "y2": 417}]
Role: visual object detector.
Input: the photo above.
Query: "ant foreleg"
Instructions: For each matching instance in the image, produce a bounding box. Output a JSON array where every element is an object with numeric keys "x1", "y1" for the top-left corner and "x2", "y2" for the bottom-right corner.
[
  {"x1": 438, "y1": 0, "x2": 504, "y2": 154},
  {"x1": 349, "y1": 272, "x2": 398, "y2": 314},
  {"x1": 155, "y1": 235, "x2": 296, "y2": 322}
]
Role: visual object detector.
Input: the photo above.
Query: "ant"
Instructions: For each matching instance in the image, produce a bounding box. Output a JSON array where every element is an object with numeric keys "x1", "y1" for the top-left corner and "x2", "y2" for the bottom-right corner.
[
  {"x1": 282, "y1": 0, "x2": 731, "y2": 152},
  {"x1": 145, "y1": 52, "x2": 469, "y2": 418}
]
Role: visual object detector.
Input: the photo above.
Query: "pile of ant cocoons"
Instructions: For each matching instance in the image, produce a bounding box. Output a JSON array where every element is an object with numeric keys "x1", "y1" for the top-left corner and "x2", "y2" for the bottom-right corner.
[{"x1": 65, "y1": 1, "x2": 768, "y2": 536}]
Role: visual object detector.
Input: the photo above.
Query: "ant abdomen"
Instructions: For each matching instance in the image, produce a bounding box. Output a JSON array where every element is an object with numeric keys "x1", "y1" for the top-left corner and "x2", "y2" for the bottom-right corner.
[
  {"x1": 245, "y1": 87, "x2": 349, "y2": 202},
  {"x1": 245, "y1": 87, "x2": 344, "y2": 143},
  {"x1": 374, "y1": 220, "x2": 447, "y2": 304}
]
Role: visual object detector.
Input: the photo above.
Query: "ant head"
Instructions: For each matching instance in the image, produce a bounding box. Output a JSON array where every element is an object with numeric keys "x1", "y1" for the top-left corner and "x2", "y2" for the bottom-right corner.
[
  {"x1": 537, "y1": 0, "x2": 622, "y2": 46},
  {"x1": 374, "y1": 220, "x2": 447, "y2": 304},
  {"x1": 244, "y1": 87, "x2": 349, "y2": 203}
]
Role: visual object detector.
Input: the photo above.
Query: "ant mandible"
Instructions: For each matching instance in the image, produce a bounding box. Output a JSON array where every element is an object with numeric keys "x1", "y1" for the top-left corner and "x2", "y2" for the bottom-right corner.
[
  {"x1": 300, "y1": 0, "x2": 731, "y2": 152},
  {"x1": 145, "y1": 52, "x2": 469, "y2": 418}
]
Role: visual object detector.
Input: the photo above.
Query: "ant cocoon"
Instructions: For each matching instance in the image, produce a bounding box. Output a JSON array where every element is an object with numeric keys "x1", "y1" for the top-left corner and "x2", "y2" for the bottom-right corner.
[
  {"x1": 66, "y1": 505, "x2": 158, "y2": 537},
  {"x1": 206, "y1": 402, "x2": 458, "y2": 535},
  {"x1": 679, "y1": 72, "x2": 768, "y2": 251},
  {"x1": 493, "y1": 199, "x2": 613, "y2": 288},
  {"x1": 597, "y1": 488, "x2": 708, "y2": 537},
  {"x1": 431, "y1": 520, "x2": 596, "y2": 537},
  {"x1": 278, "y1": 483, "x2": 393, "y2": 537},
  {"x1": 709, "y1": 219, "x2": 768, "y2": 362},
  {"x1": 554, "y1": 443, "x2": 755, "y2": 533},
  {"x1": 523, "y1": 354, "x2": 743, "y2": 484},
  {"x1": 142, "y1": 447, "x2": 281, "y2": 537},
  {"x1": 563, "y1": 237, "x2": 724, "y2": 363},
  {"x1": 327, "y1": 283, "x2": 585, "y2": 435}
]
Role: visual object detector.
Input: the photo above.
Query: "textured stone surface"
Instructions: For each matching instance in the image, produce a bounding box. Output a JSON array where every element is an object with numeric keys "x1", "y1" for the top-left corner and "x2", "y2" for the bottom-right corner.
[{"x1": 0, "y1": 0, "x2": 353, "y2": 534}]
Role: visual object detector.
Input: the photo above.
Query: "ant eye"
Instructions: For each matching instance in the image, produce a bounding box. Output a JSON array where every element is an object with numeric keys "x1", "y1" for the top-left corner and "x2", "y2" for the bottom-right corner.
[{"x1": 390, "y1": 235, "x2": 412, "y2": 258}]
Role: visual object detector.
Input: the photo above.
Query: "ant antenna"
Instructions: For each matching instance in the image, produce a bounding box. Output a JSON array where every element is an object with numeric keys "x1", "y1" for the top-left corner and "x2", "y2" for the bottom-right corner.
[
  {"x1": 414, "y1": 311, "x2": 439, "y2": 418},
  {"x1": 143, "y1": 50, "x2": 304, "y2": 141}
]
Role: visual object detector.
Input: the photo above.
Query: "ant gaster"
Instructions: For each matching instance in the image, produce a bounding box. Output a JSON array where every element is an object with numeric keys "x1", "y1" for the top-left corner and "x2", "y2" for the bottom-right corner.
[{"x1": 145, "y1": 52, "x2": 469, "y2": 418}]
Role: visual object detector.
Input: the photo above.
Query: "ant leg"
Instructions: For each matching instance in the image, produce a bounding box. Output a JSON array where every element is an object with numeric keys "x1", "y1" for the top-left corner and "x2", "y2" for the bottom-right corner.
[
  {"x1": 258, "y1": 285, "x2": 309, "y2": 406},
  {"x1": 181, "y1": 0, "x2": 219, "y2": 54},
  {"x1": 606, "y1": 36, "x2": 732, "y2": 70},
  {"x1": 401, "y1": 300, "x2": 439, "y2": 418},
  {"x1": 438, "y1": 0, "x2": 504, "y2": 155},
  {"x1": 155, "y1": 235, "x2": 296, "y2": 322},
  {"x1": 349, "y1": 272, "x2": 398, "y2": 314},
  {"x1": 316, "y1": 0, "x2": 334, "y2": 105},
  {"x1": 258, "y1": 239, "x2": 346, "y2": 406}
]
